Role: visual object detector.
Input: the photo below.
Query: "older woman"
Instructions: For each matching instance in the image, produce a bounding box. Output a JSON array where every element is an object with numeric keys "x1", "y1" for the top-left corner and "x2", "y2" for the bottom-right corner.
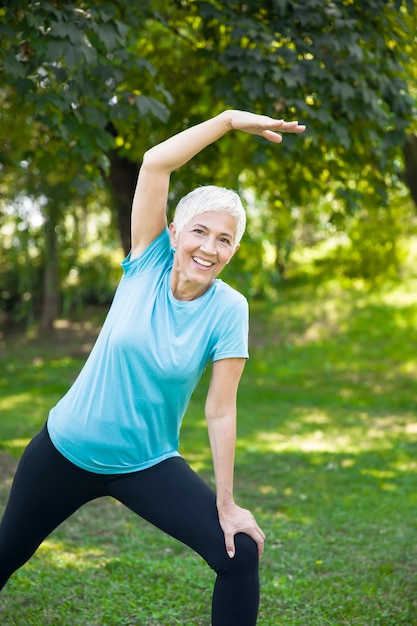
[{"x1": 0, "y1": 110, "x2": 305, "y2": 625}]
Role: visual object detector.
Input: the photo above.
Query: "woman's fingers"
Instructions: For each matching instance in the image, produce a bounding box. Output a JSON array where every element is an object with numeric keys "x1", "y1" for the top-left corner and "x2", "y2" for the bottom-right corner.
[
  {"x1": 230, "y1": 111, "x2": 306, "y2": 140},
  {"x1": 262, "y1": 129, "x2": 283, "y2": 143}
]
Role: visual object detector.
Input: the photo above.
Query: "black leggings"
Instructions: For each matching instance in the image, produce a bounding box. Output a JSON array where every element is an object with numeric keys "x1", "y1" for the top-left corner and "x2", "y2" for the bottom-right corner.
[{"x1": 0, "y1": 425, "x2": 259, "y2": 625}]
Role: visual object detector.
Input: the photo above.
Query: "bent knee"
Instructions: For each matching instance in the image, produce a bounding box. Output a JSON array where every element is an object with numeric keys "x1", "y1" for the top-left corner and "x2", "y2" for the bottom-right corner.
[
  {"x1": 213, "y1": 532, "x2": 258, "y2": 575},
  {"x1": 234, "y1": 533, "x2": 259, "y2": 565}
]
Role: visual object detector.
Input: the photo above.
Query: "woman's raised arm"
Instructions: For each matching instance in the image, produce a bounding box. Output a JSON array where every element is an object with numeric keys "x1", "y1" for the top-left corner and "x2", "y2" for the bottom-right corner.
[{"x1": 130, "y1": 110, "x2": 306, "y2": 259}]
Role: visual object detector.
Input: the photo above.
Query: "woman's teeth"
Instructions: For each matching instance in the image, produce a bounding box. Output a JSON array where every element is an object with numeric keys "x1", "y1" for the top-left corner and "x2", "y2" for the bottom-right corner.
[{"x1": 193, "y1": 257, "x2": 213, "y2": 267}]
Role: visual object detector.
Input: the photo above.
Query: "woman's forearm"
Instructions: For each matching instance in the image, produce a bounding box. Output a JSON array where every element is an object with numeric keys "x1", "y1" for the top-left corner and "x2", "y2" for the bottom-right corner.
[
  {"x1": 207, "y1": 412, "x2": 237, "y2": 509},
  {"x1": 142, "y1": 111, "x2": 233, "y2": 175},
  {"x1": 141, "y1": 109, "x2": 305, "y2": 177}
]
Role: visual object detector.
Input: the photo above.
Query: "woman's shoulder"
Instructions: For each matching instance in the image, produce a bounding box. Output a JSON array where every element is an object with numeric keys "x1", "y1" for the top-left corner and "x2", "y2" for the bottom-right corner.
[
  {"x1": 209, "y1": 280, "x2": 249, "y2": 320},
  {"x1": 213, "y1": 279, "x2": 248, "y2": 305},
  {"x1": 121, "y1": 229, "x2": 172, "y2": 278}
]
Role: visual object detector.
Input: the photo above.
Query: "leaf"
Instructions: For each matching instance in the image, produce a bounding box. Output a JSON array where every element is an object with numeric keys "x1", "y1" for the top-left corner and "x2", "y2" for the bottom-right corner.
[
  {"x1": 95, "y1": 23, "x2": 121, "y2": 51},
  {"x1": 50, "y1": 65, "x2": 68, "y2": 83},
  {"x1": 63, "y1": 43, "x2": 84, "y2": 67},
  {"x1": 49, "y1": 21, "x2": 71, "y2": 39},
  {"x1": 135, "y1": 95, "x2": 151, "y2": 116},
  {"x1": 0, "y1": 23, "x2": 15, "y2": 39},
  {"x1": 45, "y1": 38, "x2": 69, "y2": 62},
  {"x1": 155, "y1": 83, "x2": 174, "y2": 106},
  {"x1": 71, "y1": 175, "x2": 95, "y2": 196},
  {"x1": 83, "y1": 106, "x2": 108, "y2": 130},
  {"x1": 94, "y1": 128, "x2": 113, "y2": 152},
  {"x1": 81, "y1": 44, "x2": 98, "y2": 65},
  {"x1": 2, "y1": 53, "x2": 25, "y2": 78},
  {"x1": 115, "y1": 20, "x2": 129, "y2": 41},
  {"x1": 134, "y1": 56, "x2": 157, "y2": 77},
  {"x1": 135, "y1": 95, "x2": 169, "y2": 121},
  {"x1": 331, "y1": 81, "x2": 356, "y2": 101},
  {"x1": 13, "y1": 77, "x2": 34, "y2": 94}
]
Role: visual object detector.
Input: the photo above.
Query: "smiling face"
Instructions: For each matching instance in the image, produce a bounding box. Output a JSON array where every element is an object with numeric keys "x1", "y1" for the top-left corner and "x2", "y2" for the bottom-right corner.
[{"x1": 169, "y1": 211, "x2": 240, "y2": 301}]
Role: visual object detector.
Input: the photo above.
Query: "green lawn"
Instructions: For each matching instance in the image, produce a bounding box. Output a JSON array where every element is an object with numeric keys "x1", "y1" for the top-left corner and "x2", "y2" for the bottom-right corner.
[{"x1": 1, "y1": 273, "x2": 416, "y2": 625}]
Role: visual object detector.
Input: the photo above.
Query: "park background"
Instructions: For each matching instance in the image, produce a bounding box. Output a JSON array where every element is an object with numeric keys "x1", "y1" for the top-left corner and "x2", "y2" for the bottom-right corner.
[{"x1": 0, "y1": 1, "x2": 417, "y2": 624}]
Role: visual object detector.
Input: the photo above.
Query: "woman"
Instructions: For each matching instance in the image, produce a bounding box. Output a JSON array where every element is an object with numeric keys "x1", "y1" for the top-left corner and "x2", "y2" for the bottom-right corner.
[{"x1": 0, "y1": 110, "x2": 305, "y2": 625}]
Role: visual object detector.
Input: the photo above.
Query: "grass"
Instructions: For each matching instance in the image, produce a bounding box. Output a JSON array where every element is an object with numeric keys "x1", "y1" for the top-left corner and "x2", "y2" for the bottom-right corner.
[{"x1": 1, "y1": 271, "x2": 417, "y2": 625}]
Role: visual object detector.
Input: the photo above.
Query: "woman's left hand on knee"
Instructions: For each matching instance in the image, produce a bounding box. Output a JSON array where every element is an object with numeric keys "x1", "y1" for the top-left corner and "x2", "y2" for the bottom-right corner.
[{"x1": 217, "y1": 502, "x2": 265, "y2": 559}]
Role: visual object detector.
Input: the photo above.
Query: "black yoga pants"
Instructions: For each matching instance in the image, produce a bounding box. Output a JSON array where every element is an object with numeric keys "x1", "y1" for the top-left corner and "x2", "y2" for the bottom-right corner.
[{"x1": 0, "y1": 425, "x2": 259, "y2": 626}]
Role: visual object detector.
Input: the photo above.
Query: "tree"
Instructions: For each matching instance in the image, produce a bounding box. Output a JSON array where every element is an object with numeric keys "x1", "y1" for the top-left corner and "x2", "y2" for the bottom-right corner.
[
  {"x1": 401, "y1": 3, "x2": 417, "y2": 208},
  {"x1": 135, "y1": 0, "x2": 416, "y2": 283},
  {"x1": 1, "y1": 0, "x2": 416, "y2": 328},
  {"x1": 0, "y1": 0, "x2": 169, "y2": 329}
]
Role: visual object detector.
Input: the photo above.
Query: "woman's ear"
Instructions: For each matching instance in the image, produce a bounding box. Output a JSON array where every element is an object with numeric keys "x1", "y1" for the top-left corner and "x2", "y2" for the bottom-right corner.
[
  {"x1": 226, "y1": 242, "x2": 240, "y2": 263},
  {"x1": 168, "y1": 222, "x2": 178, "y2": 248}
]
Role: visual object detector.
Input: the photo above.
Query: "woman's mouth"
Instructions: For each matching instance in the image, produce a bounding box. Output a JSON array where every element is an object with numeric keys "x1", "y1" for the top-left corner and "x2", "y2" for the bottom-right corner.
[{"x1": 192, "y1": 256, "x2": 214, "y2": 268}]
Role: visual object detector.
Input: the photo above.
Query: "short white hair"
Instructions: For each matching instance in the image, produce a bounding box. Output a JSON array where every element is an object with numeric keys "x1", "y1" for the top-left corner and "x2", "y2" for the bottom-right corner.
[{"x1": 172, "y1": 185, "x2": 246, "y2": 244}]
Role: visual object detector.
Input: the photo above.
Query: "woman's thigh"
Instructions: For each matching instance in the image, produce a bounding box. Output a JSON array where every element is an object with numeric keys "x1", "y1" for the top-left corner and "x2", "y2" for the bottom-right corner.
[{"x1": 107, "y1": 457, "x2": 227, "y2": 569}]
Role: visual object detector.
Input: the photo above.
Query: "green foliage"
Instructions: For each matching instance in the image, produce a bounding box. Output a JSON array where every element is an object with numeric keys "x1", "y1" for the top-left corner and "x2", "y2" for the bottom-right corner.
[
  {"x1": 1, "y1": 0, "x2": 416, "y2": 328},
  {"x1": 2, "y1": 0, "x2": 414, "y2": 200},
  {"x1": 143, "y1": 0, "x2": 416, "y2": 284},
  {"x1": 0, "y1": 0, "x2": 169, "y2": 191},
  {"x1": 61, "y1": 251, "x2": 123, "y2": 315},
  {"x1": 0, "y1": 199, "x2": 43, "y2": 329},
  {"x1": 334, "y1": 211, "x2": 405, "y2": 281},
  {"x1": 209, "y1": 0, "x2": 414, "y2": 221},
  {"x1": 0, "y1": 193, "x2": 123, "y2": 329}
]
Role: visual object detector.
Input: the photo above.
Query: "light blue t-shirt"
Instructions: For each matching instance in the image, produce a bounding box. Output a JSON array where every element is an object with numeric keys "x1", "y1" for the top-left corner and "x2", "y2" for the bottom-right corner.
[{"x1": 47, "y1": 229, "x2": 249, "y2": 474}]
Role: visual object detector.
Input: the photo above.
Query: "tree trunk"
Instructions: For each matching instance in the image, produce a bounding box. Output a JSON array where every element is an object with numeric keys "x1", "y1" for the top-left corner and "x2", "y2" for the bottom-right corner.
[
  {"x1": 40, "y1": 211, "x2": 60, "y2": 332},
  {"x1": 403, "y1": 133, "x2": 417, "y2": 209},
  {"x1": 107, "y1": 153, "x2": 140, "y2": 256}
]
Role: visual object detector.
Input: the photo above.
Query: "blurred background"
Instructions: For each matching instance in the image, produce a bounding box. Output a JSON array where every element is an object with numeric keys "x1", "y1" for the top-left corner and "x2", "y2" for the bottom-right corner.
[{"x1": 0, "y1": 0, "x2": 416, "y2": 331}]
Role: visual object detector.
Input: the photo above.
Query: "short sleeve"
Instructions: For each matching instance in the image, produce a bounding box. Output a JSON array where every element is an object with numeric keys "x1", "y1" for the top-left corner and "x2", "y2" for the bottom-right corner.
[
  {"x1": 121, "y1": 228, "x2": 172, "y2": 277},
  {"x1": 210, "y1": 291, "x2": 249, "y2": 362}
]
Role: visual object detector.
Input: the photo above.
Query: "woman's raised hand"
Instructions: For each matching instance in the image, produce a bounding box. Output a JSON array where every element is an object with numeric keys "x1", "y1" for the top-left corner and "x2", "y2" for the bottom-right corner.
[{"x1": 228, "y1": 110, "x2": 306, "y2": 143}]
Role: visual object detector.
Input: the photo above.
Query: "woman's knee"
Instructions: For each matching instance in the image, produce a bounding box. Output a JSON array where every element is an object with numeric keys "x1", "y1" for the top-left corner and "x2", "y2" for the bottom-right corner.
[
  {"x1": 234, "y1": 533, "x2": 259, "y2": 566},
  {"x1": 214, "y1": 532, "x2": 259, "y2": 575}
]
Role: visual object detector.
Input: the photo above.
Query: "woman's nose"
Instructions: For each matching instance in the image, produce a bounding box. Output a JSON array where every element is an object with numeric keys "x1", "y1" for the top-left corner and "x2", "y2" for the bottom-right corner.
[{"x1": 200, "y1": 238, "x2": 217, "y2": 255}]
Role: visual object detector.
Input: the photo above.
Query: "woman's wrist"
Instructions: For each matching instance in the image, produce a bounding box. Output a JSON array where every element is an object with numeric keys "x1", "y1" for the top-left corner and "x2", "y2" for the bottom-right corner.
[{"x1": 216, "y1": 495, "x2": 235, "y2": 511}]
